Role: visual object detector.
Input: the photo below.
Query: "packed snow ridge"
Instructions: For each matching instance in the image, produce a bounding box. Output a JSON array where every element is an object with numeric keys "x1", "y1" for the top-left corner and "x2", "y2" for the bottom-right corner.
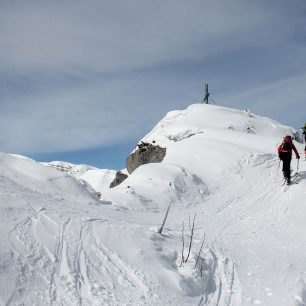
[{"x1": 1, "y1": 103, "x2": 306, "y2": 306}]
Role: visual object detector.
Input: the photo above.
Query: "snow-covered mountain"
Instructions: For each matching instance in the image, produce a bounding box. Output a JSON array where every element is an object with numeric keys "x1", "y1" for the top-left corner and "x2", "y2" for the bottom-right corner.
[
  {"x1": 42, "y1": 161, "x2": 116, "y2": 194},
  {"x1": 1, "y1": 104, "x2": 305, "y2": 306}
]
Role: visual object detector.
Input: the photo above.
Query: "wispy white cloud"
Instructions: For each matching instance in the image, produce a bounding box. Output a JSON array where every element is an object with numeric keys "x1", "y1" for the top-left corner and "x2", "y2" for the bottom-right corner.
[
  {"x1": 0, "y1": 0, "x2": 290, "y2": 74},
  {"x1": 0, "y1": 79, "x2": 149, "y2": 153},
  {"x1": 222, "y1": 73, "x2": 306, "y2": 127}
]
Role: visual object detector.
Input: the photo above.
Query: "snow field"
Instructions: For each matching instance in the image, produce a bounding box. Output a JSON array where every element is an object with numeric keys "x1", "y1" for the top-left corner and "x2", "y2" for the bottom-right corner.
[{"x1": 1, "y1": 104, "x2": 306, "y2": 305}]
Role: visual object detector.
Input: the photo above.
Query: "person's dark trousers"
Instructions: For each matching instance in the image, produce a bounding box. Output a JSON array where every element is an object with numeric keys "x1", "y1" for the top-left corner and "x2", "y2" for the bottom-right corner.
[{"x1": 281, "y1": 153, "x2": 292, "y2": 182}]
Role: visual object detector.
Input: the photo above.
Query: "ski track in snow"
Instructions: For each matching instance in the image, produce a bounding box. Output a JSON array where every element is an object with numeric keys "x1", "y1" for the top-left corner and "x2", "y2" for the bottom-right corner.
[
  {"x1": 0, "y1": 171, "x2": 152, "y2": 305},
  {"x1": 7, "y1": 202, "x2": 157, "y2": 306},
  {"x1": 199, "y1": 153, "x2": 306, "y2": 305},
  {"x1": 195, "y1": 246, "x2": 240, "y2": 306}
]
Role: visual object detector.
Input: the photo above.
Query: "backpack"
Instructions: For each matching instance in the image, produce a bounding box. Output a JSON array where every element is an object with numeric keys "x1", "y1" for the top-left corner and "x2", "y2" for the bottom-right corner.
[{"x1": 281, "y1": 135, "x2": 292, "y2": 152}]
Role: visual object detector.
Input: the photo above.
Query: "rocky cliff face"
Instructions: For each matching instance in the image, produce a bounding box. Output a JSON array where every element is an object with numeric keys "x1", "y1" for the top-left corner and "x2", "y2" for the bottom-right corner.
[{"x1": 126, "y1": 141, "x2": 166, "y2": 174}]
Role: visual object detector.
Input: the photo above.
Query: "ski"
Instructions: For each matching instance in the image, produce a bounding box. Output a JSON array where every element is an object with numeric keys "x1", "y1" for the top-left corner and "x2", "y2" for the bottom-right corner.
[
  {"x1": 283, "y1": 185, "x2": 289, "y2": 192},
  {"x1": 282, "y1": 173, "x2": 299, "y2": 191},
  {"x1": 281, "y1": 177, "x2": 289, "y2": 192}
]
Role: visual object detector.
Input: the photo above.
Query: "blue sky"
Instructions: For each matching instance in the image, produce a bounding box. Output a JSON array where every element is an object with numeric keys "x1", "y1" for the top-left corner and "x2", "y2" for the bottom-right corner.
[{"x1": 1, "y1": 0, "x2": 306, "y2": 170}]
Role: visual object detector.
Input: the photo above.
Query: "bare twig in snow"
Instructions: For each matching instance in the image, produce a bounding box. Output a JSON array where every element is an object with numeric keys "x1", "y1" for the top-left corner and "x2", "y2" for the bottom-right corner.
[
  {"x1": 194, "y1": 232, "x2": 206, "y2": 269},
  {"x1": 179, "y1": 221, "x2": 185, "y2": 267},
  {"x1": 158, "y1": 201, "x2": 173, "y2": 234},
  {"x1": 184, "y1": 213, "x2": 196, "y2": 263},
  {"x1": 200, "y1": 257, "x2": 205, "y2": 277}
]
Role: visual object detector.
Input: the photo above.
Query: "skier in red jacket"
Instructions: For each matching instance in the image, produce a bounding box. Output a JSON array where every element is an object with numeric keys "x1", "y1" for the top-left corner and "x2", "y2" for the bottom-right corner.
[{"x1": 278, "y1": 135, "x2": 300, "y2": 184}]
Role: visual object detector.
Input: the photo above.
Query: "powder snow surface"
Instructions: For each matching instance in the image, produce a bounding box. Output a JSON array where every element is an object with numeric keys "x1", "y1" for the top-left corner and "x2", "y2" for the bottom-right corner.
[{"x1": 1, "y1": 104, "x2": 306, "y2": 306}]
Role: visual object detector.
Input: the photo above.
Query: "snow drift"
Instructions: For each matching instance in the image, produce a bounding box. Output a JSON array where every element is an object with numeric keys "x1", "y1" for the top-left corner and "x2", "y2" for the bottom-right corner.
[{"x1": 1, "y1": 103, "x2": 306, "y2": 306}]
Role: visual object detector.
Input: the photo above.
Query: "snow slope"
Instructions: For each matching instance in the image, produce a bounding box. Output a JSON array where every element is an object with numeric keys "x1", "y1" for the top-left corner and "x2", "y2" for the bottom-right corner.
[
  {"x1": 43, "y1": 161, "x2": 116, "y2": 194},
  {"x1": 1, "y1": 104, "x2": 306, "y2": 306}
]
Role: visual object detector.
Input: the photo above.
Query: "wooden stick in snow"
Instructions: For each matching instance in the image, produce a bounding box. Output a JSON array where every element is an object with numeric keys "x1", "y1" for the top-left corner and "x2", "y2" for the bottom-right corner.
[
  {"x1": 184, "y1": 213, "x2": 196, "y2": 263},
  {"x1": 194, "y1": 232, "x2": 206, "y2": 269},
  {"x1": 157, "y1": 201, "x2": 173, "y2": 234},
  {"x1": 179, "y1": 221, "x2": 185, "y2": 267}
]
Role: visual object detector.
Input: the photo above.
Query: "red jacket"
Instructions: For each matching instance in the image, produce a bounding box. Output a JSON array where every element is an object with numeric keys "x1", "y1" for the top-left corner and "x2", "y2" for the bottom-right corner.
[{"x1": 278, "y1": 142, "x2": 299, "y2": 158}]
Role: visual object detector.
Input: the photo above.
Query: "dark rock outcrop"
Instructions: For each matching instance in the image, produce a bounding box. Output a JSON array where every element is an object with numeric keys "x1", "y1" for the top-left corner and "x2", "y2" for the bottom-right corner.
[
  {"x1": 109, "y1": 171, "x2": 128, "y2": 188},
  {"x1": 126, "y1": 141, "x2": 166, "y2": 174}
]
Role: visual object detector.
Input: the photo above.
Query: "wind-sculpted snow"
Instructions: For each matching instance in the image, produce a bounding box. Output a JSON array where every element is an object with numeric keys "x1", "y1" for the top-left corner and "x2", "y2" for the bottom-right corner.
[{"x1": 1, "y1": 104, "x2": 306, "y2": 305}]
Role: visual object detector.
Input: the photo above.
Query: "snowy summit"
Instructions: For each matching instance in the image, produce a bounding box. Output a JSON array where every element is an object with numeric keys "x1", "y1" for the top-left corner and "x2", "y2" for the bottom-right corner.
[{"x1": 0, "y1": 103, "x2": 305, "y2": 306}]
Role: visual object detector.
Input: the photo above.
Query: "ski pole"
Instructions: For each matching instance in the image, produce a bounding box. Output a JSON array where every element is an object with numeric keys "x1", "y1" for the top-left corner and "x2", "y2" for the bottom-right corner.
[
  {"x1": 297, "y1": 158, "x2": 300, "y2": 174},
  {"x1": 275, "y1": 158, "x2": 281, "y2": 182}
]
